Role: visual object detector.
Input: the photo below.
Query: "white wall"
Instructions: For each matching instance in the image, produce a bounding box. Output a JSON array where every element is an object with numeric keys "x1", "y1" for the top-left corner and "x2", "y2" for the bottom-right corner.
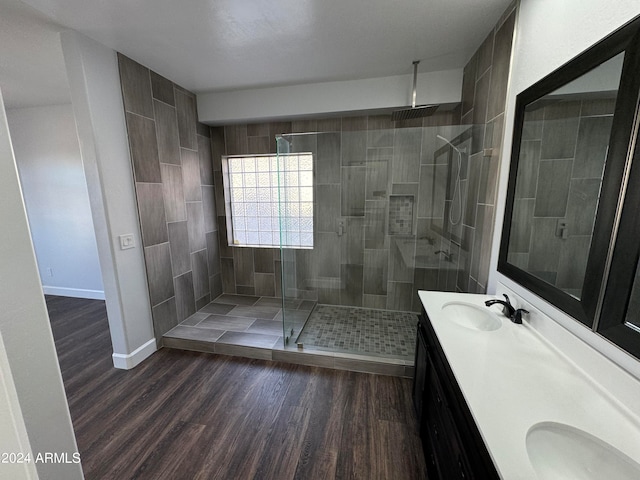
[
  {"x1": 488, "y1": 0, "x2": 640, "y2": 375},
  {"x1": 61, "y1": 30, "x2": 156, "y2": 369},
  {"x1": 197, "y1": 69, "x2": 463, "y2": 124},
  {"x1": 0, "y1": 86, "x2": 82, "y2": 479},
  {"x1": 0, "y1": 332, "x2": 39, "y2": 480},
  {"x1": 8, "y1": 104, "x2": 104, "y2": 300}
]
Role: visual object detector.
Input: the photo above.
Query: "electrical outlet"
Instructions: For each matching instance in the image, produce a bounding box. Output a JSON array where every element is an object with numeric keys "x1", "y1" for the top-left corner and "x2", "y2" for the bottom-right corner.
[{"x1": 119, "y1": 234, "x2": 135, "y2": 250}]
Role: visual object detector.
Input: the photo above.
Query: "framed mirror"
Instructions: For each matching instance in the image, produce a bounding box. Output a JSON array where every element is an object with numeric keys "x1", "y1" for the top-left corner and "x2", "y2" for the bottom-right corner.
[{"x1": 499, "y1": 15, "x2": 640, "y2": 329}]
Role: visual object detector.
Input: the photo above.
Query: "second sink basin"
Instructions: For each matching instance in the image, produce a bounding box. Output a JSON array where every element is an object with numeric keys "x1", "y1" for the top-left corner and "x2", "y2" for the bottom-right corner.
[
  {"x1": 441, "y1": 302, "x2": 502, "y2": 331},
  {"x1": 526, "y1": 422, "x2": 640, "y2": 480}
]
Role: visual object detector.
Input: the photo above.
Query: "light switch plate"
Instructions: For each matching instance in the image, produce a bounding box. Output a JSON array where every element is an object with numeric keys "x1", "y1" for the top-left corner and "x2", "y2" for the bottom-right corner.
[{"x1": 119, "y1": 234, "x2": 135, "y2": 250}]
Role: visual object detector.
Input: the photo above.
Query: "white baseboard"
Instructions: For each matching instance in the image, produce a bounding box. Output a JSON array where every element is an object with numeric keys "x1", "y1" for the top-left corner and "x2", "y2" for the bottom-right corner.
[
  {"x1": 42, "y1": 286, "x2": 105, "y2": 300},
  {"x1": 112, "y1": 338, "x2": 157, "y2": 370}
]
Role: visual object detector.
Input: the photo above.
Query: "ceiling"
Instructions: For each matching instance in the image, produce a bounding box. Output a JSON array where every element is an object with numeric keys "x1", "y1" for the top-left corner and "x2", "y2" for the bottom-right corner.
[{"x1": 0, "y1": 0, "x2": 513, "y2": 109}]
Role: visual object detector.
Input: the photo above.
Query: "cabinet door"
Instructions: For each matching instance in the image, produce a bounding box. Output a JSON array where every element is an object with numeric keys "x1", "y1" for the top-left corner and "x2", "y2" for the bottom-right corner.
[
  {"x1": 426, "y1": 355, "x2": 474, "y2": 480},
  {"x1": 419, "y1": 311, "x2": 500, "y2": 479},
  {"x1": 425, "y1": 361, "x2": 453, "y2": 479},
  {"x1": 412, "y1": 322, "x2": 428, "y2": 420}
]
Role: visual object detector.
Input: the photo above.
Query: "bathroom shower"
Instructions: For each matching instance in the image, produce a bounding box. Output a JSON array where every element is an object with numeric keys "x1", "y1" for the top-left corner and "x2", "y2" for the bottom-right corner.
[{"x1": 272, "y1": 118, "x2": 483, "y2": 360}]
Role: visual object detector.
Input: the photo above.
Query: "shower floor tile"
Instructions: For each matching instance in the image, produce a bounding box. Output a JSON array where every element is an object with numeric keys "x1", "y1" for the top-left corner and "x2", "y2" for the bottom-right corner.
[
  {"x1": 255, "y1": 297, "x2": 294, "y2": 308},
  {"x1": 197, "y1": 314, "x2": 256, "y2": 331},
  {"x1": 200, "y1": 302, "x2": 236, "y2": 315},
  {"x1": 227, "y1": 304, "x2": 281, "y2": 320},
  {"x1": 246, "y1": 319, "x2": 283, "y2": 335},
  {"x1": 296, "y1": 305, "x2": 417, "y2": 359},
  {"x1": 216, "y1": 331, "x2": 281, "y2": 348},
  {"x1": 213, "y1": 294, "x2": 260, "y2": 306},
  {"x1": 163, "y1": 294, "x2": 305, "y2": 354},
  {"x1": 162, "y1": 294, "x2": 416, "y2": 377},
  {"x1": 164, "y1": 325, "x2": 225, "y2": 342}
]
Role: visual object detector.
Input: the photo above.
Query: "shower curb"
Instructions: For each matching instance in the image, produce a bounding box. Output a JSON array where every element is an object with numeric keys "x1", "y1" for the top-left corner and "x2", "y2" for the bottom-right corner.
[{"x1": 162, "y1": 336, "x2": 414, "y2": 378}]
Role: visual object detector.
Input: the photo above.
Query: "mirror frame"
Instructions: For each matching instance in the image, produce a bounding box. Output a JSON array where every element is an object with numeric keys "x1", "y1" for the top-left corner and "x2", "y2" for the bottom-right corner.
[
  {"x1": 498, "y1": 15, "x2": 640, "y2": 328},
  {"x1": 598, "y1": 26, "x2": 640, "y2": 359}
]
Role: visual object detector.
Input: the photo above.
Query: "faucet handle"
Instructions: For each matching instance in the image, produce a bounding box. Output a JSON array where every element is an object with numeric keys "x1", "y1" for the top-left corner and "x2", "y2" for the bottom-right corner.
[{"x1": 513, "y1": 308, "x2": 529, "y2": 324}]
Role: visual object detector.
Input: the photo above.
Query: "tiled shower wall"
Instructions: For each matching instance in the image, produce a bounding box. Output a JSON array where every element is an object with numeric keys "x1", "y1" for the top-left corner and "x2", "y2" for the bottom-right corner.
[
  {"x1": 118, "y1": 54, "x2": 222, "y2": 343},
  {"x1": 213, "y1": 113, "x2": 471, "y2": 313},
  {"x1": 452, "y1": 2, "x2": 517, "y2": 293},
  {"x1": 211, "y1": 122, "x2": 290, "y2": 300}
]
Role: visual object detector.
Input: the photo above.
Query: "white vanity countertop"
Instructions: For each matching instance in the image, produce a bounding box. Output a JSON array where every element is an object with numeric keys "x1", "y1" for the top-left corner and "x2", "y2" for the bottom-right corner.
[{"x1": 418, "y1": 290, "x2": 640, "y2": 480}]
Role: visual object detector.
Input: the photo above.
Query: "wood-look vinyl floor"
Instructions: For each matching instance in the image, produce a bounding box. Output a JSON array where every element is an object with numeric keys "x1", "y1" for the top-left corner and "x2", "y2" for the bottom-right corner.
[{"x1": 46, "y1": 295, "x2": 427, "y2": 480}]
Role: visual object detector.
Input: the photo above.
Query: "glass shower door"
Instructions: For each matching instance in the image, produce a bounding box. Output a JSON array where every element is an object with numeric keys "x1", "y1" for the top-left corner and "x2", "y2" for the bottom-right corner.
[
  {"x1": 276, "y1": 133, "x2": 317, "y2": 346},
  {"x1": 276, "y1": 135, "x2": 292, "y2": 344}
]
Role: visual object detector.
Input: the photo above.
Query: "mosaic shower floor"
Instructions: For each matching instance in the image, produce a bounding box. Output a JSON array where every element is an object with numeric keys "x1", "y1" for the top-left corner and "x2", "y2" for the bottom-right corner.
[
  {"x1": 296, "y1": 305, "x2": 418, "y2": 360},
  {"x1": 163, "y1": 295, "x2": 416, "y2": 377}
]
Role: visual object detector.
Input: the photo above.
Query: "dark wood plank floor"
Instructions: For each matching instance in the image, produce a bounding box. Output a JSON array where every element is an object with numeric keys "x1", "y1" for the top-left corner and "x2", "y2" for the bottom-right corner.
[{"x1": 46, "y1": 295, "x2": 427, "y2": 480}]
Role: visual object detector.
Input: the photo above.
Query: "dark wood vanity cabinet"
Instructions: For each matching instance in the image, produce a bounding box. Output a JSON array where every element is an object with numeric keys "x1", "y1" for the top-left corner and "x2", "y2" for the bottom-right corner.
[{"x1": 413, "y1": 309, "x2": 499, "y2": 480}]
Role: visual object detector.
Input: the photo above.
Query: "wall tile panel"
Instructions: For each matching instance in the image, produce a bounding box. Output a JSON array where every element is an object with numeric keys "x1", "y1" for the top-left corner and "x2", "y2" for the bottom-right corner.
[{"x1": 119, "y1": 55, "x2": 221, "y2": 341}]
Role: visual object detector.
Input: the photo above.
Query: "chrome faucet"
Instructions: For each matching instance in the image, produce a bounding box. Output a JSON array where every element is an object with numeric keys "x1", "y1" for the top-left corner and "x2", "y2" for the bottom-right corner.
[
  {"x1": 435, "y1": 250, "x2": 453, "y2": 262},
  {"x1": 484, "y1": 294, "x2": 529, "y2": 324}
]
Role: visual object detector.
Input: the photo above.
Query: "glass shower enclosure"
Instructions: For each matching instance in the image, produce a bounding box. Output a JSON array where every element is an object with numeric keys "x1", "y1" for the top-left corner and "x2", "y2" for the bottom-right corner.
[{"x1": 276, "y1": 121, "x2": 481, "y2": 353}]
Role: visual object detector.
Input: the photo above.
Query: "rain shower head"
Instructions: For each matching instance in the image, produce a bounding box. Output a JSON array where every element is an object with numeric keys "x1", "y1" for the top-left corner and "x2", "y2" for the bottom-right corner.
[
  {"x1": 391, "y1": 104, "x2": 439, "y2": 121},
  {"x1": 391, "y1": 61, "x2": 439, "y2": 121}
]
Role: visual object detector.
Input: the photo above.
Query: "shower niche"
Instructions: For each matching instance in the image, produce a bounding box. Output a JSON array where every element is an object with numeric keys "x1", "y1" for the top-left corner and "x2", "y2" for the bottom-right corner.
[{"x1": 389, "y1": 195, "x2": 415, "y2": 235}]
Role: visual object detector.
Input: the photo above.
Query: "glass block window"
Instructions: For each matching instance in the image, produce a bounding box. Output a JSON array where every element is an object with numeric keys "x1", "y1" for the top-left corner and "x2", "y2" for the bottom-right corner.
[{"x1": 223, "y1": 153, "x2": 313, "y2": 249}]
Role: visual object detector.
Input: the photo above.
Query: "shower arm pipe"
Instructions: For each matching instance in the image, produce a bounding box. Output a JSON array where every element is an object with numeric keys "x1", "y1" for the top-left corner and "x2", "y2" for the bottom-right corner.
[
  {"x1": 436, "y1": 134, "x2": 465, "y2": 155},
  {"x1": 436, "y1": 134, "x2": 492, "y2": 158},
  {"x1": 411, "y1": 61, "x2": 419, "y2": 108}
]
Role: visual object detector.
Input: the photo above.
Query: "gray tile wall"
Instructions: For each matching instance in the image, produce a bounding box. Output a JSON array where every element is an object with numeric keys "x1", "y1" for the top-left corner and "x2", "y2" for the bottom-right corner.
[
  {"x1": 118, "y1": 54, "x2": 222, "y2": 343},
  {"x1": 455, "y1": 2, "x2": 517, "y2": 294},
  {"x1": 214, "y1": 112, "x2": 466, "y2": 313}
]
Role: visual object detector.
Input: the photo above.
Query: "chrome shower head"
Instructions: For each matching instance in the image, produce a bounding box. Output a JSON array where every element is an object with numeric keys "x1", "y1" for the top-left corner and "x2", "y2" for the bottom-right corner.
[
  {"x1": 391, "y1": 104, "x2": 439, "y2": 121},
  {"x1": 391, "y1": 61, "x2": 439, "y2": 121}
]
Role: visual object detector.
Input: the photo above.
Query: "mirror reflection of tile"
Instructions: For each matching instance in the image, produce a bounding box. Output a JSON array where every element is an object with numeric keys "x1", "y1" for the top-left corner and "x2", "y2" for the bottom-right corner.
[{"x1": 509, "y1": 96, "x2": 615, "y2": 299}]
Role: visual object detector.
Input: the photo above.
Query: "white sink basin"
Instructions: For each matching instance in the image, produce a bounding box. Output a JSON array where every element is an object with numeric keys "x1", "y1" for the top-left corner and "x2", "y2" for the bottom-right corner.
[
  {"x1": 526, "y1": 422, "x2": 640, "y2": 480},
  {"x1": 441, "y1": 302, "x2": 502, "y2": 331}
]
